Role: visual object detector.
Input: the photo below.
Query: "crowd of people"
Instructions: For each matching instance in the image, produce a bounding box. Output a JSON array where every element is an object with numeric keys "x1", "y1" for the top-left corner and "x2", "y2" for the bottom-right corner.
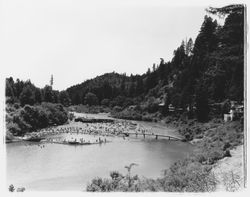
[{"x1": 23, "y1": 120, "x2": 152, "y2": 145}]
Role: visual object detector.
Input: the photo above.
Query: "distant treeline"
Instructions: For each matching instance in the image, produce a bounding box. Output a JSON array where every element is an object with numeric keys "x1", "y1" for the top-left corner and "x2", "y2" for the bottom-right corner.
[
  {"x1": 6, "y1": 79, "x2": 71, "y2": 107},
  {"x1": 6, "y1": 5, "x2": 244, "y2": 123}
]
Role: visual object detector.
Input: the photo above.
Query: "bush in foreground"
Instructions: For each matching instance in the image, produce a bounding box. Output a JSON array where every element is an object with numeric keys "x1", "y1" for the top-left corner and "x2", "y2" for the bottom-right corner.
[
  {"x1": 86, "y1": 160, "x2": 217, "y2": 192},
  {"x1": 160, "y1": 159, "x2": 217, "y2": 192}
]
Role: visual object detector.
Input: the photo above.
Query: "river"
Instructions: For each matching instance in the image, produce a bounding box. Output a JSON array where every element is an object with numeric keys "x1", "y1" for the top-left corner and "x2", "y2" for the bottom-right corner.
[{"x1": 6, "y1": 113, "x2": 193, "y2": 191}]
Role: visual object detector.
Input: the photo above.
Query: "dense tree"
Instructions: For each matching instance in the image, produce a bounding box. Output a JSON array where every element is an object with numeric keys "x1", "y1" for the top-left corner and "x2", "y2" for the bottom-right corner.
[
  {"x1": 111, "y1": 96, "x2": 126, "y2": 107},
  {"x1": 84, "y1": 92, "x2": 99, "y2": 106},
  {"x1": 6, "y1": 78, "x2": 15, "y2": 98},
  {"x1": 101, "y1": 98, "x2": 110, "y2": 106},
  {"x1": 15, "y1": 79, "x2": 24, "y2": 98},
  {"x1": 6, "y1": 103, "x2": 68, "y2": 136},
  {"x1": 185, "y1": 38, "x2": 194, "y2": 56},
  {"x1": 74, "y1": 93, "x2": 82, "y2": 105},
  {"x1": 172, "y1": 41, "x2": 186, "y2": 70},
  {"x1": 191, "y1": 15, "x2": 218, "y2": 76},
  {"x1": 102, "y1": 82, "x2": 113, "y2": 99},
  {"x1": 135, "y1": 78, "x2": 144, "y2": 96},
  {"x1": 19, "y1": 85, "x2": 36, "y2": 106},
  {"x1": 34, "y1": 88, "x2": 42, "y2": 103},
  {"x1": 207, "y1": 5, "x2": 244, "y2": 101},
  {"x1": 43, "y1": 85, "x2": 54, "y2": 103},
  {"x1": 128, "y1": 83, "x2": 136, "y2": 97},
  {"x1": 59, "y1": 91, "x2": 71, "y2": 106},
  {"x1": 195, "y1": 84, "x2": 210, "y2": 122}
]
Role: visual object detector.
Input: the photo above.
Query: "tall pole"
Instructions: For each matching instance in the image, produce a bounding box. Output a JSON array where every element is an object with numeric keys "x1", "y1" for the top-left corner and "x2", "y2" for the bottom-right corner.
[{"x1": 50, "y1": 74, "x2": 53, "y2": 89}]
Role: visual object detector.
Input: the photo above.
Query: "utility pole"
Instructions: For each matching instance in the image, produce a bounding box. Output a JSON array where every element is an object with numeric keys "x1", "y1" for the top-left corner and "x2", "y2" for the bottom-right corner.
[{"x1": 50, "y1": 74, "x2": 53, "y2": 89}]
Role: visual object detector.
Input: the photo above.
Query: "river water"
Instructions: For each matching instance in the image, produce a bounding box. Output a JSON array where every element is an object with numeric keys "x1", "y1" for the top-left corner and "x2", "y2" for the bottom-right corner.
[{"x1": 6, "y1": 114, "x2": 193, "y2": 191}]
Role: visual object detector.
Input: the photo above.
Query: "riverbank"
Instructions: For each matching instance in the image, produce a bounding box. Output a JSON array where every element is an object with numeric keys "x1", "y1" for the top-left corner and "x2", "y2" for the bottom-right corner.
[
  {"x1": 212, "y1": 145, "x2": 244, "y2": 191},
  {"x1": 184, "y1": 119, "x2": 244, "y2": 191},
  {"x1": 7, "y1": 111, "x2": 185, "y2": 144}
]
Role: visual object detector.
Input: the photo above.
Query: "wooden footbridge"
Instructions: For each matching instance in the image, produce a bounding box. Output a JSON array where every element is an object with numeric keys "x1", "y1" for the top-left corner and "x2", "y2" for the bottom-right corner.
[{"x1": 123, "y1": 132, "x2": 184, "y2": 141}]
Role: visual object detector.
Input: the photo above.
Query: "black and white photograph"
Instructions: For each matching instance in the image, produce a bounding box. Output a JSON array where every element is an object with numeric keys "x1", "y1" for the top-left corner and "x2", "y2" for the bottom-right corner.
[{"x1": 0, "y1": 0, "x2": 248, "y2": 194}]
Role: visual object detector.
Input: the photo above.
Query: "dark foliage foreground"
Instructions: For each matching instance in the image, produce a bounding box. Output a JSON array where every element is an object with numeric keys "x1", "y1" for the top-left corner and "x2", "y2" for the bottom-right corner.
[{"x1": 6, "y1": 102, "x2": 68, "y2": 137}]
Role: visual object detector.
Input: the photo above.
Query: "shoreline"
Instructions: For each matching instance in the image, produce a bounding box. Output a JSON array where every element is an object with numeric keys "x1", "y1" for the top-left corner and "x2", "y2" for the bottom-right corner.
[
  {"x1": 212, "y1": 145, "x2": 244, "y2": 191},
  {"x1": 6, "y1": 112, "x2": 184, "y2": 144}
]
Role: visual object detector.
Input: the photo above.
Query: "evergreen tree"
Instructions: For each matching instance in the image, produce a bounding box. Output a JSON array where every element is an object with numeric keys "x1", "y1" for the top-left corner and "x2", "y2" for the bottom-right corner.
[
  {"x1": 34, "y1": 88, "x2": 42, "y2": 103},
  {"x1": 135, "y1": 78, "x2": 144, "y2": 96},
  {"x1": 102, "y1": 82, "x2": 113, "y2": 99},
  {"x1": 195, "y1": 84, "x2": 209, "y2": 122},
  {"x1": 59, "y1": 91, "x2": 71, "y2": 106},
  {"x1": 43, "y1": 85, "x2": 54, "y2": 103},
  {"x1": 172, "y1": 41, "x2": 186, "y2": 70},
  {"x1": 128, "y1": 83, "x2": 136, "y2": 97},
  {"x1": 19, "y1": 85, "x2": 35, "y2": 106},
  {"x1": 15, "y1": 79, "x2": 24, "y2": 98},
  {"x1": 84, "y1": 92, "x2": 99, "y2": 106},
  {"x1": 120, "y1": 78, "x2": 126, "y2": 94},
  {"x1": 207, "y1": 4, "x2": 244, "y2": 101},
  {"x1": 191, "y1": 16, "x2": 218, "y2": 75},
  {"x1": 185, "y1": 38, "x2": 194, "y2": 56},
  {"x1": 6, "y1": 78, "x2": 15, "y2": 98}
]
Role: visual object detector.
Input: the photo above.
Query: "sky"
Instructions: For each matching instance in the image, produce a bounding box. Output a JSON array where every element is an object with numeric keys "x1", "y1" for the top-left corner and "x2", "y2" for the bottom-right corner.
[{"x1": 1, "y1": 0, "x2": 232, "y2": 90}]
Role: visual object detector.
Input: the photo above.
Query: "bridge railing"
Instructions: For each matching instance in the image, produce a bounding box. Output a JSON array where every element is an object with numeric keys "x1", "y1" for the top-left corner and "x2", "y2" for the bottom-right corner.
[{"x1": 122, "y1": 132, "x2": 183, "y2": 141}]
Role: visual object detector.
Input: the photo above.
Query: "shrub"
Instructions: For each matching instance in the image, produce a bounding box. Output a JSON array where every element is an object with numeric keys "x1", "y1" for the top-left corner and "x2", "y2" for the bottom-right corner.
[
  {"x1": 110, "y1": 171, "x2": 124, "y2": 181},
  {"x1": 207, "y1": 150, "x2": 224, "y2": 164},
  {"x1": 141, "y1": 116, "x2": 153, "y2": 122},
  {"x1": 101, "y1": 99, "x2": 110, "y2": 106},
  {"x1": 224, "y1": 150, "x2": 231, "y2": 157},
  {"x1": 87, "y1": 160, "x2": 217, "y2": 192},
  {"x1": 9, "y1": 184, "x2": 15, "y2": 192},
  {"x1": 223, "y1": 142, "x2": 231, "y2": 151},
  {"x1": 6, "y1": 103, "x2": 68, "y2": 136},
  {"x1": 161, "y1": 159, "x2": 217, "y2": 192},
  {"x1": 5, "y1": 130, "x2": 15, "y2": 142},
  {"x1": 13, "y1": 103, "x2": 20, "y2": 109},
  {"x1": 68, "y1": 113, "x2": 75, "y2": 121},
  {"x1": 195, "y1": 154, "x2": 206, "y2": 163},
  {"x1": 84, "y1": 92, "x2": 99, "y2": 106},
  {"x1": 113, "y1": 106, "x2": 122, "y2": 112},
  {"x1": 6, "y1": 122, "x2": 22, "y2": 136}
]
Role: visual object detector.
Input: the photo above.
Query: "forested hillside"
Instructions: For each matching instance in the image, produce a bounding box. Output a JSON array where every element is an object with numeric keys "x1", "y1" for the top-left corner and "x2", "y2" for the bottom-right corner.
[
  {"x1": 66, "y1": 5, "x2": 244, "y2": 121},
  {"x1": 6, "y1": 5, "x2": 244, "y2": 123}
]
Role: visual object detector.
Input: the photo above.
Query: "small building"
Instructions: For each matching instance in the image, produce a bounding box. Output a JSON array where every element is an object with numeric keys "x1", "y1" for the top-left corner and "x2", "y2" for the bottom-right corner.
[
  {"x1": 158, "y1": 102, "x2": 165, "y2": 107},
  {"x1": 224, "y1": 113, "x2": 233, "y2": 122},
  {"x1": 158, "y1": 102, "x2": 166, "y2": 114},
  {"x1": 224, "y1": 102, "x2": 244, "y2": 122}
]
